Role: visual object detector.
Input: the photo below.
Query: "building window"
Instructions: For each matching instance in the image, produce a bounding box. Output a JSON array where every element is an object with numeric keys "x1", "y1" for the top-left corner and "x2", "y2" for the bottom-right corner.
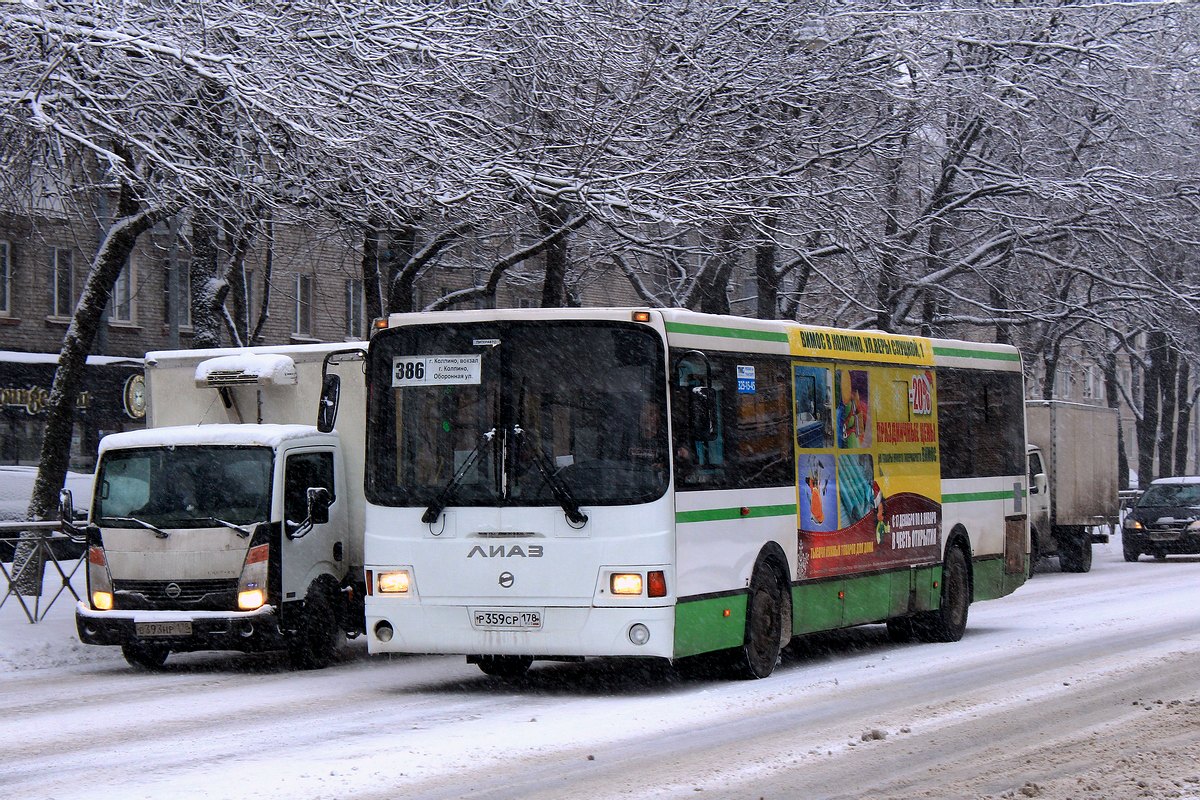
[
  {"x1": 294, "y1": 274, "x2": 313, "y2": 336},
  {"x1": 51, "y1": 247, "x2": 74, "y2": 317},
  {"x1": 0, "y1": 241, "x2": 10, "y2": 315},
  {"x1": 163, "y1": 258, "x2": 192, "y2": 329},
  {"x1": 345, "y1": 278, "x2": 363, "y2": 338},
  {"x1": 108, "y1": 258, "x2": 134, "y2": 323}
]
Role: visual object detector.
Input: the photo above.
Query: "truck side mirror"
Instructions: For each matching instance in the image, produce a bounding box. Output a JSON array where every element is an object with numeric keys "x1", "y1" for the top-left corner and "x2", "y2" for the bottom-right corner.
[
  {"x1": 59, "y1": 489, "x2": 85, "y2": 542},
  {"x1": 306, "y1": 486, "x2": 332, "y2": 526},
  {"x1": 317, "y1": 374, "x2": 341, "y2": 433},
  {"x1": 1033, "y1": 473, "x2": 1048, "y2": 496}
]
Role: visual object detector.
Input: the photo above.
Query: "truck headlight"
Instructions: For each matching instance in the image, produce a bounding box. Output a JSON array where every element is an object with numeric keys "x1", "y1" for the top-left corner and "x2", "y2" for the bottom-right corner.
[
  {"x1": 237, "y1": 544, "x2": 269, "y2": 610},
  {"x1": 88, "y1": 546, "x2": 114, "y2": 610}
]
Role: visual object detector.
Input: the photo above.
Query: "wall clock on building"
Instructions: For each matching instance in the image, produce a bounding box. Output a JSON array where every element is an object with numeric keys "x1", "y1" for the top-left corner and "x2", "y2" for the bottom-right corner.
[{"x1": 123, "y1": 373, "x2": 147, "y2": 420}]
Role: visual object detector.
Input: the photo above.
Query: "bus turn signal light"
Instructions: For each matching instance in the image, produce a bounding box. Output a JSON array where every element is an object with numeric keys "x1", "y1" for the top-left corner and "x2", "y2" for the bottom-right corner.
[{"x1": 647, "y1": 570, "x2": 667, "y2": 598}]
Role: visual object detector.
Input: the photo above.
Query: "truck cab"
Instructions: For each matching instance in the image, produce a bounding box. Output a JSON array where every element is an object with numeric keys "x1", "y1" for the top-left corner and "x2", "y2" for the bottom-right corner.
[
  {"x1": 75, "y1": 425, "x2": 358, "y2": 668},
  {"x1": 73, "y1": 344, "x2": 366, "y2": 669}
]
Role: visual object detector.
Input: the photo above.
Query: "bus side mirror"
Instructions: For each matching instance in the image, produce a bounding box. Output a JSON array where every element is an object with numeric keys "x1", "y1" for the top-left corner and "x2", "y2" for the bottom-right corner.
[{"x1": 317, "y1": 374, "x2": 341, "y2": 433}]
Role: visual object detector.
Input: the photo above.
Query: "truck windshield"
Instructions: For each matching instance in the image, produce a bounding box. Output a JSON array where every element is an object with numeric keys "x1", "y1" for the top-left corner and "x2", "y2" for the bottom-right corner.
[
  {"x1": 367, "y1": 320, "x2": 668, "y2": 509},
  {"x1": 94, "y1": 446, "x2": 274, "y2": 528}
]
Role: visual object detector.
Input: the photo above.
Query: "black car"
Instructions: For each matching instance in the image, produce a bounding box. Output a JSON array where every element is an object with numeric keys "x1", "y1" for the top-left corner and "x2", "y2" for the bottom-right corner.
[{"x1": 1122, "y1": 477, "x2": 1200, "y2": 561}]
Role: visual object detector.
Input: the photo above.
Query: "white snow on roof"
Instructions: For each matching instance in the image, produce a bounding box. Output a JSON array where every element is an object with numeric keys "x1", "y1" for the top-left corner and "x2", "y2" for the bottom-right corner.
[
  {"x1": 98, "y1": 424, "x2": 326, "y2": 453},
  {"x1": 195, "y1": 354, "x2": 298, "y2": 386},
  {"x1": 0, "y1": 349, "x2": 143, "y2": 366}
]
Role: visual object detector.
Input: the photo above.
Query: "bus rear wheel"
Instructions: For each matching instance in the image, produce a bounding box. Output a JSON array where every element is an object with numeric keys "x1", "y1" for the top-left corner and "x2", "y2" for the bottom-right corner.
[
  {"x1": 914, "y1": 545, "x2": 970, "y2": 643},
  {"x1": 730, "y1": 566, "x2": 784, "y2": 679}
]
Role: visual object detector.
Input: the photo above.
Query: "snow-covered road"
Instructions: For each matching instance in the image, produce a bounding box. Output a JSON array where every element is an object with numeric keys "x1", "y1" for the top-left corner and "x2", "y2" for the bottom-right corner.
[{"x1": 3, "y1": 536, "x2": 1198, "y2": 800}]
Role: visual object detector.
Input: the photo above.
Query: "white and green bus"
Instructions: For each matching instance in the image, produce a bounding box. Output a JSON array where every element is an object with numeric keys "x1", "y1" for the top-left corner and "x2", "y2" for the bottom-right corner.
[{"x1": 361, "y1": 308, "x2": 1029, "y2": 678}]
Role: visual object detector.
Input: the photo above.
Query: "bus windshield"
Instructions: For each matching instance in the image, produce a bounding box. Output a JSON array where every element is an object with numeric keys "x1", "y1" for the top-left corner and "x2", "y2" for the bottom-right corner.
[
  {"x1": 367, "y1": 320, "x2": 669, "y2": 509},
  {"x1": 94, "y1": 445, "x2": 273, "y2": 529}
]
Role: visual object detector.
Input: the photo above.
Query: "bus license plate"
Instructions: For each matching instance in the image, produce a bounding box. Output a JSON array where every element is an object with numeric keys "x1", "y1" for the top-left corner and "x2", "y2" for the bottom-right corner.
[
  {"x1": 135, "y1": 621, "x2": 192, "y2": 637},
  {"x1": 471, "y1": 608, "x2": 543, "y2": 630}
]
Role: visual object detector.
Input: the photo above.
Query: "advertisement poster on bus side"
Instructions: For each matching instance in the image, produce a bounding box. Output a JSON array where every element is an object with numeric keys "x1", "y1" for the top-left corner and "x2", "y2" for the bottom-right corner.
[{"x1": 792, "y1": 356, "x2": 942, "y2": 580}]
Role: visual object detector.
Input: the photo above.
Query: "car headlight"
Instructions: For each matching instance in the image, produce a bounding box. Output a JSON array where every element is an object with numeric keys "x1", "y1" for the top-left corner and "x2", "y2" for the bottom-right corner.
[{"x1": 1124, "y1": 518, "x2": 1143, "y2": 531}]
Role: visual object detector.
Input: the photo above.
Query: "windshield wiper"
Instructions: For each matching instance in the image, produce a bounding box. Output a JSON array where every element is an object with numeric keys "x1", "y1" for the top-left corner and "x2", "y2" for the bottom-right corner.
[
  {"x1": 422, "y1": 428, "x2": 497, "y2": 524},
  {"x1": 196, "y1": 516, "x2": 258, "y2": 538},
  {"x1": 512, "y1": 424, "x2": 588, "y2": 526},
  {"x1": 99, "y1": 515, "x2": 169, "y2": 539}
]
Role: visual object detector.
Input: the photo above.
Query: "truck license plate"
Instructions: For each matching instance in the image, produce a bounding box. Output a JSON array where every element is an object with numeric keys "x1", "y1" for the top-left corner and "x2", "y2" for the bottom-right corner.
[
  {"x1": 470, "y1": 608, "x2": 543, "y2": 630},
  {"x1": 135, "y1": 621, "x2": 192, "y2": 637}
]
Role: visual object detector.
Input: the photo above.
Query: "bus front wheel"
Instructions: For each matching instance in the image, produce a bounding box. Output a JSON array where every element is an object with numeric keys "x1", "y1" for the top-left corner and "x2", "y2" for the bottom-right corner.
[
  {"x1": 474, "y1": 655, "x2": 533, "y2": 678},
  {"x1": 730, "y1": 566, "x2": 784, "y2": 679}
]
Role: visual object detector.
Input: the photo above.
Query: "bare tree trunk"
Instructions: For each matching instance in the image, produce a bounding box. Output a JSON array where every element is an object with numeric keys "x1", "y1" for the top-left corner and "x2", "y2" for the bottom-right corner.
[
  {"x1": 15, "y1": 185, "x2": 169, "y2": 594},
  {"x1": 1160, "y1": 345, "x2": 1179, "y2": 476},
  {"x1": 1137, "y1": 331, "x2": 1167, "y2": 484},
  {"x1": 1104, "y1": 349, "x2": 1130, "y2": 490},
  {"x1": 1174, "y1": 359, "x2": 1191, "y2": 475},
  {"x1": 538, "y1": 201, "x2": 571, "y2": 308},
  {"x1": 385, "y1": 224, "x2": 418, "y2": 313},
  {"x1": 754, "y1": 238, "x2": 778, "y2": 320},
  {"x1": 190, "y1": 208, "x2": 223, "y2": 349},
  {"x1": 248, "y1": 215, "x2": 273, "y2": 347},
  {"x1": 362, "y1": 221, "x2": 384, "y2": 323},
  {"x1": 696, "y1": 222, "x2": 740, "y2": 315}
]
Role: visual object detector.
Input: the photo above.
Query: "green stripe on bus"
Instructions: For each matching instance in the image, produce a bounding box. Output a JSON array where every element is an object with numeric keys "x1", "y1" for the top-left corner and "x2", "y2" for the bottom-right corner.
[
  {"x1": 665, "y1": 322, "x2": 790, "y2": 344},
  {"x1": 943, "y1": 490, "x2": 1021, "y2": 503},
  {"x1": 675, "y1": 504, "x2": 797, "y2": 524},
  {"x1": 674, "y1": 593, "x2": 748, "y2": 657},
  {"x1": 932, "y1": 346, "x2": 1022, "y2": 362},
  {"x1": 673, "y1": 564, "x2": 944, "y2": 658},
  {"x1": 971, "y1": 555, "x2": 1027, "y2": 601}
]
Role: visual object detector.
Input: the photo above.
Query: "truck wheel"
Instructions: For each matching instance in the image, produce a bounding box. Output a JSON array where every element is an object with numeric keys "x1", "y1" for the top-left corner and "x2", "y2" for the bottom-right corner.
[
  {"x1": 287, "y1": 585, "x2": 341, "y2": 670},
  {"x1": 122, "y1": 642, "x2": 169, "y2": 670},
  {"x1": 729, "y1": 564, "x2": 784, "y2": 679},
  {"x1": 1122, "y1": 539, "x2": 1140, "y2": 562},
  {"x1": 475, "y1": 655, "x2": 533, "y2": 678},
  {"x1": 914, "y1": 545, "x2": 970, "y2": 643},
  {"x1": 1059, "y1": 532, "x2": 1093, "y2": 573}
]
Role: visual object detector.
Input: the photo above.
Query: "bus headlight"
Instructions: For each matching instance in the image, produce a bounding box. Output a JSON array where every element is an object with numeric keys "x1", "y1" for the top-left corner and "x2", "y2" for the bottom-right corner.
[
  {"x1": 378, "y1": 570, "x2": 412, "y2": 594},
  {"x1": 610, "y1": 573, "x2": 644, "y2": 595}
]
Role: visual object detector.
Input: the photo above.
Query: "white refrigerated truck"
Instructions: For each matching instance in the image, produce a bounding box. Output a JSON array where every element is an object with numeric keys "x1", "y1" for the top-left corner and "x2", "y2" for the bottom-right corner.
[
  {"x1": 1026, "y1": 400, "x2": 1119, "y2": 573},
  {"x1": 73, "y1": 342, "x2": 366, "y2": 669}
]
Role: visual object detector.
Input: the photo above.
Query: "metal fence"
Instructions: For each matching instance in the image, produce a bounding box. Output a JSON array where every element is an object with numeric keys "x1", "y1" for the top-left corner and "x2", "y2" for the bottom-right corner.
[{"x1": 0, "y1": 521, "x2": 85, "y2": 624}]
